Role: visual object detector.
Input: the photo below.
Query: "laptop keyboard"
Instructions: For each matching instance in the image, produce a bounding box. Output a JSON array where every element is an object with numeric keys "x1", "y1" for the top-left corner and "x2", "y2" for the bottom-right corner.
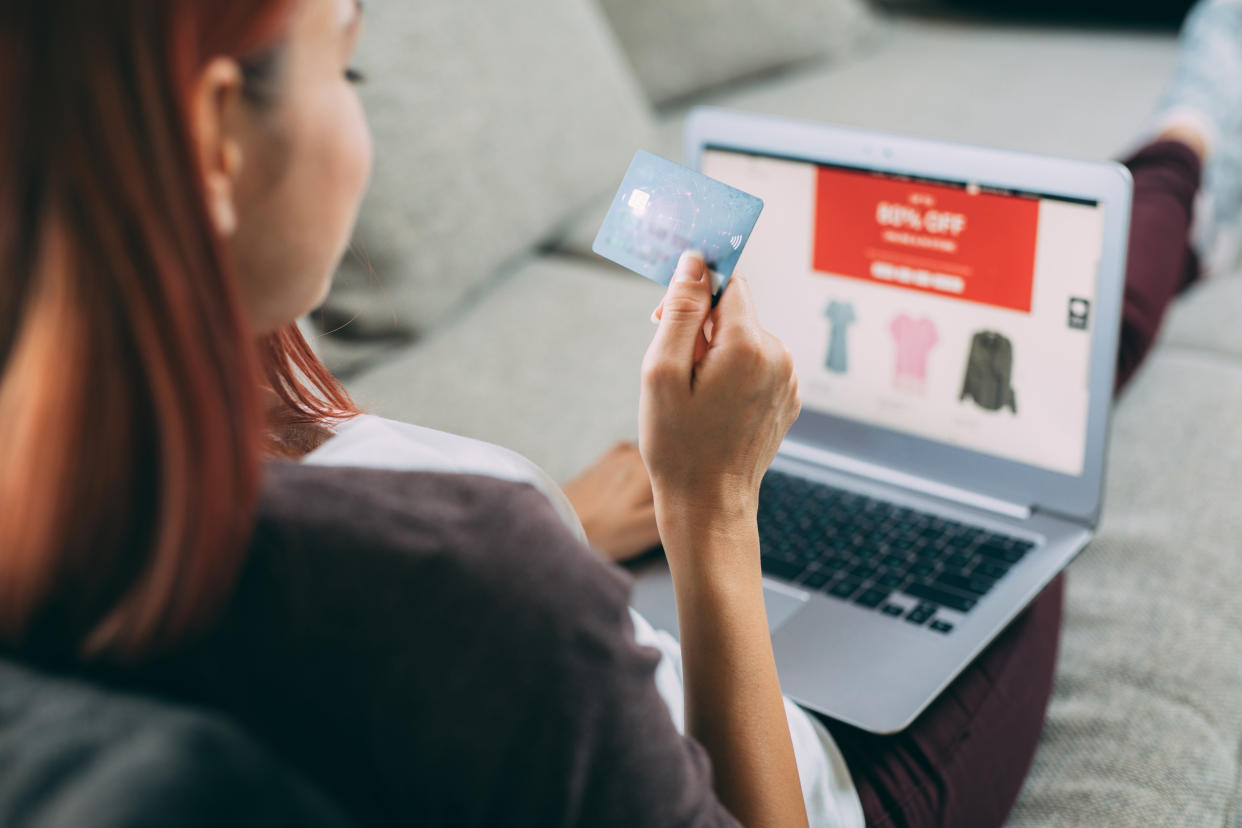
[{"x1": 758, "y1": 470, "x2": 1035, "y2": 634}]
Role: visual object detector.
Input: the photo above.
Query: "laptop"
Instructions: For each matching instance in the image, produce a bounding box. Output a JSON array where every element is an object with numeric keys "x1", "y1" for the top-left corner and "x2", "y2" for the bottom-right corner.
[{"x1": 629, "y1": 107, "x2": 1133, "y2": 734}]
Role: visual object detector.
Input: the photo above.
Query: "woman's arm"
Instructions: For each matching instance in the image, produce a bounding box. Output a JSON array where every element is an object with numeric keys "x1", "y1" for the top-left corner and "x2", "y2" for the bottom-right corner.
[
  {"x1": 640, "y1": 253, "x2": 807, "y2": 827},
  {"x1": 663, "y1": 516, "x2": 808, "y2": 828}
]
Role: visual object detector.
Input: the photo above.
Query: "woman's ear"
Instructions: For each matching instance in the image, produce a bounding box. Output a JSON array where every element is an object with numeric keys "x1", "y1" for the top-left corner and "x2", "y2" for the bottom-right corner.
[{"x1": 191, "y1": 57, "x2": 246, "y2": 238}]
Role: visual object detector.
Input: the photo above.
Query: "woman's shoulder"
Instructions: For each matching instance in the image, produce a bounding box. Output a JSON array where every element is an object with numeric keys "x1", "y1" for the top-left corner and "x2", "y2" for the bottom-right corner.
[
  {"x1": 250, "y1": 460, "x2": 631, "y2": 631},
  {"x1": 304, "y1": 414, "x2": 588, "y2": 543}
]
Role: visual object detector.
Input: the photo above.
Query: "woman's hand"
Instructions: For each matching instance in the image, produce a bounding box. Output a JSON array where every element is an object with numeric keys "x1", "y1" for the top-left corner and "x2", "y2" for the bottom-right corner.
[
  {"x1": 563, "y1": 442, "x2": 660, "y2": 563},
  {"x1": 639, "y1": 251, "x2": 801, "y2": 557},
  {"x1": 637, "y1": 250, "x2": 809, "y2": 828}
]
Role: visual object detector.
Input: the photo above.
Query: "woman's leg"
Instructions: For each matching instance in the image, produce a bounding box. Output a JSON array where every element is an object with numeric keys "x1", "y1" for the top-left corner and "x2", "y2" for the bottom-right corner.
[
  {"x1": 820, "y1": 576, "x2": 1064, "y2": 828},
  {"x1": 816, "y1": 136, "x2": 1205, "y2": 828},
  {"x1": 1115, "y1": 139, "x2": 1203, "y2": 391}
]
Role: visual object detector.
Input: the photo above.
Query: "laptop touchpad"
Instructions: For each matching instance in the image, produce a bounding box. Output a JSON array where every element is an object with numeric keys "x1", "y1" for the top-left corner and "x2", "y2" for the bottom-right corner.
[{"x1": 763, "y1": 583, "x2": 808, "y2": 632}]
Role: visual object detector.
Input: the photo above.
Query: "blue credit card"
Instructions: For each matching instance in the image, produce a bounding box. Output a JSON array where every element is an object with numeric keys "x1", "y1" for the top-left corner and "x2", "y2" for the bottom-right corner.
[{"x1": 593, "y1": 150, "x2": 764, "y2": 297}]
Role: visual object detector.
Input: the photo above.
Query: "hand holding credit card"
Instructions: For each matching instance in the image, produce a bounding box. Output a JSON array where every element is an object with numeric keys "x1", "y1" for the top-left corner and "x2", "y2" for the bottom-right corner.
[{"x1": 593, "y1": 150, "x2": 764, "y2": 299}]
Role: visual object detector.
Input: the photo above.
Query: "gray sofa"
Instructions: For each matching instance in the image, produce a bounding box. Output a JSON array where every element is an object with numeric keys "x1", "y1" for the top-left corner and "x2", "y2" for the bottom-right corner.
[
  {"x1": 0, "y1": 658, "x2": 356, "y2": 827},
  {"x1": 313, "y1": 1, "x2": 1242, "y2": 824}
]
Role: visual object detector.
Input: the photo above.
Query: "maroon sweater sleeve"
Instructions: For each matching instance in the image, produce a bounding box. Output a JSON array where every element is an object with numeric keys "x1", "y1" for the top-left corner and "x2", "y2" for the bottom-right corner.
[{"x1": 156, "y1": 462, "x2": 741, "y2": 828}]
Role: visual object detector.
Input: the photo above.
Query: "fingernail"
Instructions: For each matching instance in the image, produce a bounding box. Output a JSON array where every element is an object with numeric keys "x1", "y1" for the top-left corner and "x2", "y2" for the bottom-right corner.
[
  {"x1": 650, "y1": 308, "x2": 660, "y2": 324},
  {"x1": 674, "y1": 250, "x2": 705, "y2": 283}
]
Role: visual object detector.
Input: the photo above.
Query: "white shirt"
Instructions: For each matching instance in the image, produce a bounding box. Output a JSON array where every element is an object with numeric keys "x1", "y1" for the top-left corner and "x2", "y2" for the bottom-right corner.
[{"x1": 305, "y1": 414, "x2": 865, "y2": 828}]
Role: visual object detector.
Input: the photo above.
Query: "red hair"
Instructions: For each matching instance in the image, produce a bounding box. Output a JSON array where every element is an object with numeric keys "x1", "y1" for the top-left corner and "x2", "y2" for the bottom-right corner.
[{"x1": 0, "y1": 0, "x2": 360, "y2": 662}]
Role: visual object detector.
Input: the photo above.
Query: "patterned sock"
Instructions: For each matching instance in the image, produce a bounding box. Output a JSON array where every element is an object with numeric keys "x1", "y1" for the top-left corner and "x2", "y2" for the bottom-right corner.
[{"x1": 1150, "y1": 0, "x2": 1242, "y2": 275}]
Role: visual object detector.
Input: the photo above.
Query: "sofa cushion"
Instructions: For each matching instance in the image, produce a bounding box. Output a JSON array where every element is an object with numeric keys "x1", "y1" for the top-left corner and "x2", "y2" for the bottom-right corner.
[
  {"x1": 555, "y1": 18, "x2": 1179, "y2": 259},
  {"x1": 1008, "y1": 348, "x2": 1242, "y2": 825},
  {"x1": 0, "y1": 659, "x2": 355, "y2": 827},
  {"x1": 595, "y1": 0, "x2": 879, "y2": 107},
  {"x1": 318, "y1": 0, "x2": 655, "y2": 347},
  {"x1": 342, "y1": 255, "x2": 663, "y2": 483},
  {"x1": 679, "y1": 18, "x2": 1177, "y2": 159},
  {"x1": 1160, "y1": 273, "x2": 1242, "y2": 359}
]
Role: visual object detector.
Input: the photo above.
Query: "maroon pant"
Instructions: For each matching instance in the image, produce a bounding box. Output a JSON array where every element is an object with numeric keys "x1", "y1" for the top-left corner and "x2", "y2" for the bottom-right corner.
[{"x1": 819, "y1": 140, "x2": 1203, "y2": 828}]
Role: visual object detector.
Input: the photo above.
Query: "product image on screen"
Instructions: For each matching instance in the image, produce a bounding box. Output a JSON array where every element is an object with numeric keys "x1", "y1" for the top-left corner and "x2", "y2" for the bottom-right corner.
[
  {"x1": 593, "y1": 150, "x2": 764, "y2": 295},
  {"x1": 702, "y1": 149, "x2": 1106, "y2": 477}
]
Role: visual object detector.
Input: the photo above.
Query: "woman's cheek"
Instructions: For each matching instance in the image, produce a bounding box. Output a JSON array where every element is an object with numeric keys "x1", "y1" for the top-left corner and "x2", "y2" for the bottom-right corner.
[{"x1": 344, "y1": 93, "x2": 373, "y2": 214}]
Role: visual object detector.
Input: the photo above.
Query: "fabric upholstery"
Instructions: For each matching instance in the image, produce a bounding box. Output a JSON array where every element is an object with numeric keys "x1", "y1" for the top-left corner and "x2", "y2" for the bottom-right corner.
[
  {"x1": 595, "y1": 0, "x2": 879, "y2": 106},
  {"x1": 0, "y1": 659, "x2": 355, "y2": 828},
  {"x1": 1161, "y1": 273, "x2": 1242, "y2": 359},
  {"x1": 317, "y1": 0, "x2": 655, "y2": 348},
  {"x1": 677, "y1": 18, "x2": 1177, "y2": 159},
  {"x1": 556, "y1": 17, "x2": 1180, "y2": 258},
  {"x1": 1007, "y1": 349, "x2": 1242, "y2": 825},
  {"x1": 343, "y1": 255, "x2": 662, "y2": 484}
]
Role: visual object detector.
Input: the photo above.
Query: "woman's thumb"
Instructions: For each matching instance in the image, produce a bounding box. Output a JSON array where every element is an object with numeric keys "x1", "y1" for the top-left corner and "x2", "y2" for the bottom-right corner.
[{"x1": 646, "y1": 251, "x2": 713, "y2": 382}]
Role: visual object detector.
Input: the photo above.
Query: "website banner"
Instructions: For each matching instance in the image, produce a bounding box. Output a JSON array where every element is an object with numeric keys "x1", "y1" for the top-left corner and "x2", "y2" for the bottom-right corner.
[{"x1": 813, "y1": 168, "x2": 1040, "y2": 314}]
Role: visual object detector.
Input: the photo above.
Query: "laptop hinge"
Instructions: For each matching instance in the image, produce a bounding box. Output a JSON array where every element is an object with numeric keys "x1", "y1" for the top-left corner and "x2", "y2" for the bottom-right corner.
[{"x1": 779, "y1": 439, "x2": 1034, "y2": 521}]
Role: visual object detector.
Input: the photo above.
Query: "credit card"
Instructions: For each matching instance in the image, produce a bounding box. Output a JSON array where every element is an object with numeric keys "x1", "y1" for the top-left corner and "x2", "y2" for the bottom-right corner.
[{"x1": 593, "y1": 150, "x2": 764, "y2": 297}]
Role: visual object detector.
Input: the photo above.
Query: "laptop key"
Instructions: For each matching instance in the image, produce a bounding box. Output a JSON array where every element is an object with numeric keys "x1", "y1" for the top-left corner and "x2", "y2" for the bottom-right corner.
[
  {"x1": 849, "y1": 563, "x2": 878, "y2": 580},
  {"x1": 903, "y1": 583, "x2": 977, "y2": 613},
  {"x1": 875, "y1": 572, "x2": 904, "y2": 589},
  {"x1": 909, "y1": 562, "x2": 935, "y2": 578},
  {"x1": 975, "y1": 561, "x2": 1010, "y2": 579},
  {"x1": 800, "y1": 570, "x2": 831, "y2": 589},
  {"x1": 828, "y1": 578, "x2": 862, "y2": 599},
  {"x1": 827, "y1": 536, "x2": 853, "y2": 553},
  {"x1": 855, "y1": 588, "x2": 890, "y2": 609},
  {"x1": 762, "y1": 545, "x2": 800, "y2": 562},
  {"x1": 906, "y1": 603, "x2": 936, "y2": 625},
  {"x1": 934, "y1": 572, "x2": 997, "y2": 597},
  {"x1": 853, "y1": 545, "x2": 882, "y2": 561},
  {"x1": 822, "y1": 554, "x2": 851, "y2": 572},
  {"x1": 976, "y1": 541, "x2": 1028, "y2": 564},
  {"x1": 987, "y1": 534, "x2": 1033, "y2": 553},
  {"x1": 760, "y1": 557, "x2": 805, "y2": 581},
  {"x1": 943, "y1": 552, "x2": 974, "y2": 570},
  {"x1": 929, "y1": 620, "x2": 955, "y2": 634},
  {"x1": 881, "y1": 603, "x2": 905, "y2": 617}
]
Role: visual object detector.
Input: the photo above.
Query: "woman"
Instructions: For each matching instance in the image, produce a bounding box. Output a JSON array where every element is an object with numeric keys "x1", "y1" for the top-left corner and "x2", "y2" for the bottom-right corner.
[
  {"x1": 1, "y1": 0, "x2": 807, "y2": 825},
  {"x1": 0, "y1": 0, "x2": 1232, "y2": 825}
]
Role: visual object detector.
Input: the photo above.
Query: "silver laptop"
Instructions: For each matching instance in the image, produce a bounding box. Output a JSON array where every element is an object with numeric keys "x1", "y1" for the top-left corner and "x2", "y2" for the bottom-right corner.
[{"x1": 629, "y1": 107, "x2": 1133, "y2": 734}]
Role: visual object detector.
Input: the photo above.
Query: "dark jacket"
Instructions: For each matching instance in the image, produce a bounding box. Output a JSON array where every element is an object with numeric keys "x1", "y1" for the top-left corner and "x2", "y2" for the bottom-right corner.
[{"x1": 960, "y1": 331, "x2": 1018, "y2": 413}]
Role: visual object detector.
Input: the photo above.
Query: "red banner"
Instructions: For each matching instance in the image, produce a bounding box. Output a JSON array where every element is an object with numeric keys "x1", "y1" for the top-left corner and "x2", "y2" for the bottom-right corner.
[{"x1": 812, "y1": 167, "x2": 1039, "y2": 313}]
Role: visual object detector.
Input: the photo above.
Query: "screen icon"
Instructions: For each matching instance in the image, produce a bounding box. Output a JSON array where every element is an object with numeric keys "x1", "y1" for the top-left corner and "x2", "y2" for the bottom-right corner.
[{"x1": 1068, "y1": 297, "x2": 1091, "y2": 330}]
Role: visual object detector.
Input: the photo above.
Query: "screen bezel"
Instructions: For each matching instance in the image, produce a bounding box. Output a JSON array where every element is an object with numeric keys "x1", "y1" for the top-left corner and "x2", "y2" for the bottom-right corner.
[{"x1": 685, "y1": 107, "x2": 1133, "y2": 526}]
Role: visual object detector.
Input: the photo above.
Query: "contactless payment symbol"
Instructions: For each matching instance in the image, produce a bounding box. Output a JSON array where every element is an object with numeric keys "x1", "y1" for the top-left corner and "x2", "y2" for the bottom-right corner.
[{"x1": 1068, "y1": 297, "x2": 1091, "y2": 330}]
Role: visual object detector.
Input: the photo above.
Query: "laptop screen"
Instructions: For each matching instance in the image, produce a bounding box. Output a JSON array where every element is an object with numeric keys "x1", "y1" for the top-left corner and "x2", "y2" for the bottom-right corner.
[{"x1": 702, "y1": 148, "x2": 1106, "y2": 478}]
